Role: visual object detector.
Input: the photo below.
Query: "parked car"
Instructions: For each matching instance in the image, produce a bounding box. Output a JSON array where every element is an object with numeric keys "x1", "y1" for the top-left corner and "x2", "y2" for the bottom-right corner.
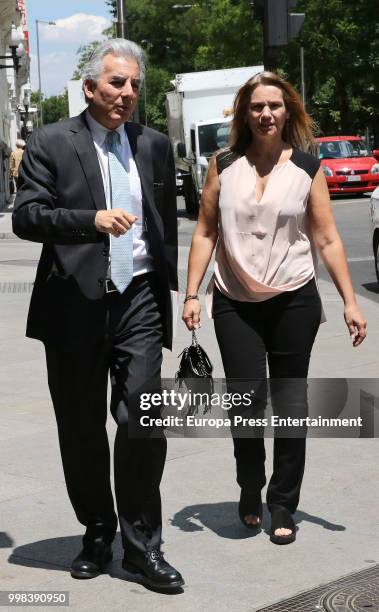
[
  {"x1": 370, "y1": 185, "x2": 379, "y2": 281},
  {"x1": 316, "y1": 136, "x2": 379, "y2": 195}
]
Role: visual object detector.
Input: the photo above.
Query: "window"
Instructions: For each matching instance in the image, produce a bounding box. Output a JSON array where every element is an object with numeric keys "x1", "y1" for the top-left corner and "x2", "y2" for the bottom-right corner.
[
  {"x1": 190, "y1": 129, "x2": 196, "y2": 156},
  {"x1": 318, "y1": 140, "x2": 370, "y2": 159},
  {"x1": 198, "y1": 122, "x2": 231, "y2": 158}
]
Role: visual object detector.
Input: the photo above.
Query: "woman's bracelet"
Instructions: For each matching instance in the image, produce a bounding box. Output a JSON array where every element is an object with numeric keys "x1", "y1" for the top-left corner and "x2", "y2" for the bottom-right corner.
[{"x1": 183, "y1": 294, "x2": 199, "y2": 304}]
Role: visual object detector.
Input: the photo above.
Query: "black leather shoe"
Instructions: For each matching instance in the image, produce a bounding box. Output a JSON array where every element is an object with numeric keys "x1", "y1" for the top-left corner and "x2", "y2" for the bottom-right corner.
[
  {"x1": 70, "y1": 542, "x2": 113, "y2": 579},
  {"x1": 122, "y1": 549, "x2": 184, "y2": 591}
]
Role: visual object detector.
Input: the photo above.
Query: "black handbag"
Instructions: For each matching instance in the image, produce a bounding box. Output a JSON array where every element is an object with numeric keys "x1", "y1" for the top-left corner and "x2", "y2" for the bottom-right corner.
[{"x1": 175, "y1": 330, "x2": 214, "y2": 415}]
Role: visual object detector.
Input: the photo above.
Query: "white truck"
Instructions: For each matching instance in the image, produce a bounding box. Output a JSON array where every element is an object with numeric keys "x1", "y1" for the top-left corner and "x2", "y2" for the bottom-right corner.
[{"x1": 165, "y1": 65, "x2": 263, "y2": 215}]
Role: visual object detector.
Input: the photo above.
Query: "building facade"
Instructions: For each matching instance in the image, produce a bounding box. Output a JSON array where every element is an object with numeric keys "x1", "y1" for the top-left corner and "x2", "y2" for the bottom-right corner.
[{"x1": 0, "y1": 0, "x2": 31, "y2": 208}]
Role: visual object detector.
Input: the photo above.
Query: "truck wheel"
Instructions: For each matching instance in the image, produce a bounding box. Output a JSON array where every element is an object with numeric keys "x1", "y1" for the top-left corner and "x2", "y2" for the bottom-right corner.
[{"x1": 183, "y1": 175, "x2": 199, "y2": 216}]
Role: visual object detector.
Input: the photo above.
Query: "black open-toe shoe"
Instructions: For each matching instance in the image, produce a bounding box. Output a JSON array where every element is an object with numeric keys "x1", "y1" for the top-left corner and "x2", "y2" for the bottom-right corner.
[
  {"x1": 238, "y1": 490, "x2": 263, "y2": 530},
  {"x1": 269, "y1": 507, "x2": 296, "y2": 545}
]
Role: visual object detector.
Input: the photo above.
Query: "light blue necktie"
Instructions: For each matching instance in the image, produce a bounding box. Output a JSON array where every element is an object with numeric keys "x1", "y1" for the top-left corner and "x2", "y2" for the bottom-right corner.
[{"x1": 106, "y1": 130, "x2": 133, "y2": 293}]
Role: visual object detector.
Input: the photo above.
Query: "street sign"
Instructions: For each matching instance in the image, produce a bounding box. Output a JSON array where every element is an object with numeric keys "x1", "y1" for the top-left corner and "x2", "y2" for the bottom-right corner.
[{"x1": 288, "y1": 12, "x2": 305, "y2": 39}]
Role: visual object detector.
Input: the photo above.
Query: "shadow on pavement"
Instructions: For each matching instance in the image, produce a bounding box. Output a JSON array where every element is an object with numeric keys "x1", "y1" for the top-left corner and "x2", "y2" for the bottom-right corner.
[
  {"x1": 177, "y1": 209, "x2": 196, "y2": 220},
  {"x1": 292, "y1": 508, "x2": 346, "y2": 532},
  {"x1": 171, "y1": 501, "x2": 262, "y2": 539},
  {"x1": 331, "y1": 193, "x2": 371, "y2": 200},
  {"x1": 8, "y1": 533, "x2": 124, "y2": 572},
  {"x1": 170, "y1": 502, "x2": 345, "y2": 539},
  {"x1": 362, "y1": 282, "x2": 379, "y2": 294},
  {"x1": 5, "y1": 505, "x2": 346, "y2": 573},
  {"x1": 0, "y1": 532, "x2": 14, "y2": 548},
  {"x1": 8, "y1": 534, "x2": 185, "y2": 593}
]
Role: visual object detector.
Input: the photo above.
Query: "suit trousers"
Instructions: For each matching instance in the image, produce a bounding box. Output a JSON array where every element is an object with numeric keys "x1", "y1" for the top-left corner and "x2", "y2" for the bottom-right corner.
[
  {"x1": 44, "y1": 272, "x2": 166, "y2": 555},
  {"x1": 213, "y1": 278, "x2": 322, "y2": 514}
]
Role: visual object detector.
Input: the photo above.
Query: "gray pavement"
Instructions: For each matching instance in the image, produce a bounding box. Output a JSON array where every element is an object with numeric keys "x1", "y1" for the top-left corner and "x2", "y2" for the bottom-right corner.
[{"x1": 0, "y1": 209, "x2": 378, "y2": 611}]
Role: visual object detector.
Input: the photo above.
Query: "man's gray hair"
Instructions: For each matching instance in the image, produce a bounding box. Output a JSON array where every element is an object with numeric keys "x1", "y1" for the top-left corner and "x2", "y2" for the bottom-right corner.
[{"x1": 82, "y1": 38, "x2": 145, "y2": 88}]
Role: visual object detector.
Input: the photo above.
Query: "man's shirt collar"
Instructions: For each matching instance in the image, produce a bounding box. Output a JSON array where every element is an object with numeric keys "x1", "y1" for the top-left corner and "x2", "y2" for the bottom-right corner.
[{"x1": 85, "y1": 109, "x2": 126, "y2": 149}]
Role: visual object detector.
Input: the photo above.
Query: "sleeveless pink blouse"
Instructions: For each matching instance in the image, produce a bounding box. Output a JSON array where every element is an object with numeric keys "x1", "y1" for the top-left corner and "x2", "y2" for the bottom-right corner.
[{"x1": 205, "y1": 148, "x2": 325, "y2": 321}]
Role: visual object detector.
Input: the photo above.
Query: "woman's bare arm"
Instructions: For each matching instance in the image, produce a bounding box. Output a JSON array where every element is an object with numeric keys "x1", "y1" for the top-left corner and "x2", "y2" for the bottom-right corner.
[
  {"x1": 182, "y1": 155, "x2": 220, "y2": 330},
  {"x1": 308, "y1": 168, "x2": 366, "y2": 346}
]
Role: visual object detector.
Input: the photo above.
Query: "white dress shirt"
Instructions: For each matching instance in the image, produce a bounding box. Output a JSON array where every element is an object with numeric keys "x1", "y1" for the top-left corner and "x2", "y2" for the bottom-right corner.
[{"x1": 85, "y1": 110, "x2": 154, "y2": 277}]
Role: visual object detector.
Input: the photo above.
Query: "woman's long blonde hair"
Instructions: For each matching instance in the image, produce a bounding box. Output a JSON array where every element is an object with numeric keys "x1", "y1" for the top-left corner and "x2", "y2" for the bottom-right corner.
[{"x1": 230, "y1": 71, "x2": 317, "y2": 155}]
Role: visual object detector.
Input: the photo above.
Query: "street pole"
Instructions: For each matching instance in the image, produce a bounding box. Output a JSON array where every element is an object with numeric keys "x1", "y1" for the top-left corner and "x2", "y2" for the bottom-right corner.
[
  {"x1": 300, "y1": 46, "x2": 306, "y2": 109},
  {"x1": 116, "y1": 0, "x2": 128, "y2": 38},
  {"x1": 36, "y1": 20, "x2": 42, "y2": 127},
  {"x1": 264, "y1": 46, "x2": 278, "y2": 72},
  {"x1": 262, "y1": 1, "x2": 279, "y2": 71},
  {"x1": 35, "y1": 20, "x2": 56, "y2": 127},
  {"x1": 115, "y1": 1, "x2": 140, "y2": 122},
  {"x1": 144, "y1": 77, "x2": 147, "y2": 126}
]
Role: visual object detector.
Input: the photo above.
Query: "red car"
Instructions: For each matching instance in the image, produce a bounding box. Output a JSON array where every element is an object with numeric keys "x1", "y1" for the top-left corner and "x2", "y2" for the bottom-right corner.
[{"x1": 315, "y1": 136, "x2": 379, "y2": 195}]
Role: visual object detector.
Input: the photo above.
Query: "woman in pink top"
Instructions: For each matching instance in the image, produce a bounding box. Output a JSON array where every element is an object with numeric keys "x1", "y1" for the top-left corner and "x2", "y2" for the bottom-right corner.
[{"x1": 182, "y1": 72, "x2": 366, "y2": 545}]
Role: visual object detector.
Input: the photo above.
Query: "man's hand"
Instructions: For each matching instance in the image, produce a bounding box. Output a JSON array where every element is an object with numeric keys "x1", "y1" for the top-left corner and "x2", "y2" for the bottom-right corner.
[{"x1": 95, "y1": 209, "x2": 138, "y2": 237}]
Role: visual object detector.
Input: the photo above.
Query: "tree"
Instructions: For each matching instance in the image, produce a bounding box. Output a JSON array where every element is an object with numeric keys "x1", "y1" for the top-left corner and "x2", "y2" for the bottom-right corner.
[
  {"x1": 191, "y1": 0, "x2": 262, "y2": 71},
  {"x1": 74, "y1": 0, "x2": 263, "y2": 132},
  {"x1": 31, "y1": 90, "x2": 69, "y2": 125},
  {"x1": 285, "y1": 0, "x2": 379, "y2": 138},
  {"x1": 42, "y1": 90, "x2": 69, "y2": 124},
  {"x1": 73, "y1": 0, "x2": 379, "y2": 140},
  {"x1": 73, "y1": 41, "x2": 102, "y2": 80},
  {"x1": 139, "y1": 66, "x2": 172, "y2": 132}
]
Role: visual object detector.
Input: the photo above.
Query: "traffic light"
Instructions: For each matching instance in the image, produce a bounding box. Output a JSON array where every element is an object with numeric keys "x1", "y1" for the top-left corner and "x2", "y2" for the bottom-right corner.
[
  {"x1": 266, "y1": 0, "x2": 305, "y2": 46},
  {"x1": 251, "y1": 0, "x2": 305, "y2": 69},
  {"x1": 287, "y1": 0, "x2": 306, "y2": 41}
]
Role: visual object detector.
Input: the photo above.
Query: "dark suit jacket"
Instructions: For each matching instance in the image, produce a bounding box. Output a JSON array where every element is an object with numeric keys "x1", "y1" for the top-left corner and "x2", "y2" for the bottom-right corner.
[{"x1": 12, "y1": 112, "x2": 178, "y2": 350}]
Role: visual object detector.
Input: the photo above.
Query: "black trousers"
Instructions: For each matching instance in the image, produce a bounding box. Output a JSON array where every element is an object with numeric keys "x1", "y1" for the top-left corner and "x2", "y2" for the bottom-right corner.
[
  {"x1": 45, "y1": 272, "x2": 166, "y2": 556},
  {"x1": 213, "y1": 278, "x2": 322, "y2": 513}
]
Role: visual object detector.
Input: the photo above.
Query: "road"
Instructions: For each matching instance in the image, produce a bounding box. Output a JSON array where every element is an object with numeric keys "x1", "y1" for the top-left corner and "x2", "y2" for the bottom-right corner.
[{"x1": 321, "y1": 196, "x2": 378, "y2": 304}]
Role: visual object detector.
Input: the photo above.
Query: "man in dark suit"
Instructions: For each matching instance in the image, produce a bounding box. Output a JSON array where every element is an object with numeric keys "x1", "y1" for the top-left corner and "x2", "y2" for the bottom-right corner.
[{"x1": 12, "y1": 39, "x2": 184, "y2": 591}]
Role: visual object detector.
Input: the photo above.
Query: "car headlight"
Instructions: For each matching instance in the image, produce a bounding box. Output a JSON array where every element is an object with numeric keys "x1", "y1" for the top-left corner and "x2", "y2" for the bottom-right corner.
[
  {"x1": 322, "y1": 165, "x2": 333, "y2": 177},
  {"x1": 371, "y1": 163, "x2": 379, "y2": 175}
]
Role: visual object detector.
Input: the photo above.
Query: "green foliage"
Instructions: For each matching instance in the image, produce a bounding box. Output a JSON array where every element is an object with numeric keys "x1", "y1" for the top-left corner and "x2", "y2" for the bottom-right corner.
[
  {"x1": 138, "y1": 66, "x2": 172, "y2": 133},
  {"x1": 73, "y1": 41, "x2": 102, "y2": 80},
  {"x1": 285, "y1": 0, "x2": 379, "y2": 136},
  {"x1": 31, "y1": 90, "x2": 69, "y2": 125},
  {"x1": 106, "y1": 0, "x2": 117, "y2": 18},
  {"x1": 42, "y1": 90, "x2": 69, "y2": 125},
  {"x1": 73, "y1": 0, "x2": 263, "y2": 132},
  {"x1": 191, "y1": 0, "x2": 262, "y2": 71},
  {"x1": 31, "y1": 91, "x2": 40, "y2": 108},
  {"x1": 72, "y1": 0, "x2": 379, "y2": 139}
]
